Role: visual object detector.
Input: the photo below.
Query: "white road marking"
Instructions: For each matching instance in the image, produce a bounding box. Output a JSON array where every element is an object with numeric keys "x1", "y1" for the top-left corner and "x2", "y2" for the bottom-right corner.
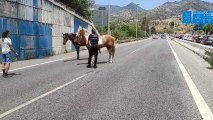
[
  {"x1": 0, "y1": 57, "x2": 73, "y2": 73},
  {"x1": 130, "y1": 50, "x2": 138, "y2": 54},
  {"x1": 0, "y1": 73, "x2": 88, "y2": 119},
  {"x1": 129, "y1": 38, "x2": 152, "y2": 55},
  {"x1": 168, "y1": 40, "x2": 213, "y2": 120}
]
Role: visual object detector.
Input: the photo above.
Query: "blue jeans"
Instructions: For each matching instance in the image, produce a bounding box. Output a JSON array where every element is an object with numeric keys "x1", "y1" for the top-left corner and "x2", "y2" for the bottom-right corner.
[{"x1": 2, "y1": 52, "x2": 12, "y2": 64}]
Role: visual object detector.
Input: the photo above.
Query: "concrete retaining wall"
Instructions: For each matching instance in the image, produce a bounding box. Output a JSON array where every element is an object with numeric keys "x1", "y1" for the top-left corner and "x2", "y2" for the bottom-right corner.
[{"x1": 0, "y1": 0, "x2": 98, "y2": 60}]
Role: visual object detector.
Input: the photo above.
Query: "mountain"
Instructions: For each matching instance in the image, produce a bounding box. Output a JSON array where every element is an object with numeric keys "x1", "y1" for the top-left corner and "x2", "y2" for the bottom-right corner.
[
  {"x1": 122, "y1": 2, "x2": 145, "y2": 12},
  {"x1": 93, "y1": 2, "x2": 146, "y2": 15},
  {"x1": 92, "y1": 2, "x2": 146, "y2": 24},
  {"x1": 148, "y1": 0, "x2": 213, "y2": 20},
  {"x1": 94, "y1": 4, "x2": 122, "y2": 14},
  {"x1": 92, "y1": 0, "x2": 213, "y2": 26}
]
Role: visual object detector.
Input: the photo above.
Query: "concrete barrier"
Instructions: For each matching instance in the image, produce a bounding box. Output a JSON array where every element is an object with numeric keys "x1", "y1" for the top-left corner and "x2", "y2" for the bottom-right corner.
[{"x1": 171, "y1": 38, "x2": 213, "y2": 59}]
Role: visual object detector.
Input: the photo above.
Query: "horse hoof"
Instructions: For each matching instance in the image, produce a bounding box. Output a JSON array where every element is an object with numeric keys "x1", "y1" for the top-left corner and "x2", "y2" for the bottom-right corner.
[{"x1": 108, "y1": 61, "x2": 113, "y2": 63}]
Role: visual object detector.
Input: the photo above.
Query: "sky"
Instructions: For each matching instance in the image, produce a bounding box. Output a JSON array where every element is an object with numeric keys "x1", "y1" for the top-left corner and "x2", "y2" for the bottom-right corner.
[{"x1": 94, "y1": 0, "x2": 213, "y2": 10}]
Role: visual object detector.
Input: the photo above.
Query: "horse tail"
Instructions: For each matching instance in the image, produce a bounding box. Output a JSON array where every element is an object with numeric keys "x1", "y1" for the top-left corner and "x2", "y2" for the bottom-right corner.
[{"x1": 112, "y1": 36, "x2": 117, "y2": 44}]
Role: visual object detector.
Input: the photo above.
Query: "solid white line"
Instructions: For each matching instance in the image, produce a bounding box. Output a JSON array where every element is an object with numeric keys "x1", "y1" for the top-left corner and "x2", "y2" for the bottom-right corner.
[
  {"x1": 0, "y1": 74, "x2": 88, "y2": 119},
  {"x1": 0, "y1": 57, "x2": 73, "y2": 73},
  {"x1": 168, "y1": 40, "x2": 213, "y2": 120}
]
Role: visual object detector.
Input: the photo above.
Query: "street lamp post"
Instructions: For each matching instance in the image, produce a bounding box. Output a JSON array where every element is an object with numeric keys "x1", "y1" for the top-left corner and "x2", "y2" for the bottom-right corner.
[
  {"x1": 145, "y1": 14, "x2": 148, "y2": 37},
  {"x1": 173, "y1": 10, "x2": 178, "y2": 35},
  {"x1": 173, "y1": 17, "x2": 176, "y2": 35},
  {"x1": 107, "y1": 0, "x2": 111, "y2": 35},
  {"x1": 101, "y1": 10, "x2": 104, "y2": 34},
  {"x1": 99, "y1": 7, "x2": 106, "y2": 34},
  {"x1": 173, "y1": 16, "x2": 180, "y2": 35}
]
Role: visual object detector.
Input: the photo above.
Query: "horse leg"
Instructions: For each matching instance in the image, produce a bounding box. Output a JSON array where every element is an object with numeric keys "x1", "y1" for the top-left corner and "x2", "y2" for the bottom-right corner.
[
  {"x1": 109, "y1": 49, "x2": 113, "y2": 63},
  {"x1": 111, "y1": 45, "x2": 115, "y2": 63},
  {"x1": 107, "y1": 47, "x2": 112, "y2": 63},
  {"x1": 76, "y1": 46, "x2": 80, "y2": 60},
  {"x1": 98, "y1": 48, "x2": 101, "y2": 54}
]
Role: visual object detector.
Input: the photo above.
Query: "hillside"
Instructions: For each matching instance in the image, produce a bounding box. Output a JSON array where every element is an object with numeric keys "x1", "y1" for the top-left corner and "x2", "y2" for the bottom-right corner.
[
  {"x1": 148, "y1": 0, "x2": 213, "y2": 20},
  {"x1": 92, "y1": 0, "x2": 213, "y2": 34},
  {"x1": 93, "y1": 0, "x2": 213, "y2": 22}
]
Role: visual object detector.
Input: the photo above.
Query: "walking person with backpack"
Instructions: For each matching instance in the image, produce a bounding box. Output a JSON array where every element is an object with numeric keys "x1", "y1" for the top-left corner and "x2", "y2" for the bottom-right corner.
[{"x1": 0, "y1": 31, "x2": 19, "y2": 77}]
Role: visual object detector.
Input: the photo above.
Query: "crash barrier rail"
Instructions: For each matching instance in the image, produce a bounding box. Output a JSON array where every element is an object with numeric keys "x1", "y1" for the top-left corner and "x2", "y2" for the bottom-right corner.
[
  {"x1": 116, "y1": 37, "x2": 149, "y2": 44},
  {"x1": 171, "y1": 37, "x2": 213, "y2": 59}
]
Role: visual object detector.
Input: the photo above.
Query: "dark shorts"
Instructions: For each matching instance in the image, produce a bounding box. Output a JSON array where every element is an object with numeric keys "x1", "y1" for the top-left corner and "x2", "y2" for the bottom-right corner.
[{"x1": 2, "y1": 52, "x2": 12, "y2": 64}]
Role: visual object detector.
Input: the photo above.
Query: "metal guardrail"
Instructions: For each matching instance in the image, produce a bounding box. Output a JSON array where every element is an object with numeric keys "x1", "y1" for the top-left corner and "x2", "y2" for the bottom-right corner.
[
  {"x1": 177, "y1": 39, "x2": 213, "y2": 52},
  {"x1": 171, "y1": 37, "x2": 213, "y2": 59},
  {"x1": 116, "y1": 38, "x2": 148, "y2": 44}
]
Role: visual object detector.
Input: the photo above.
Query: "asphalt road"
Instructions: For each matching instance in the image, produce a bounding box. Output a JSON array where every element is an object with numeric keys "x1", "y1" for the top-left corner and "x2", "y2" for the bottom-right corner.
[{"x1": 0, "y1": 38, "x2": 205, "y2": 120}]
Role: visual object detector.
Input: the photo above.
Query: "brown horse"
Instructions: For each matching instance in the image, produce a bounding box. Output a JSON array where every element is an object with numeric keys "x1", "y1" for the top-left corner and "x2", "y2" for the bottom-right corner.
[
  {"x1": 62, "y1": 30, "x2": 88, "y2": 60},
  {"x1": 63, "y1": 29, "x2": 116, "y2": 63}
]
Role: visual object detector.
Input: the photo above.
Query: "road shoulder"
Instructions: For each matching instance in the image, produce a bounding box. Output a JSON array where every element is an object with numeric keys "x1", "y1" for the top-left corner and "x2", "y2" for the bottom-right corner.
[{"x1": 169, "y1": 39, "x2": 213, "y2": 112}]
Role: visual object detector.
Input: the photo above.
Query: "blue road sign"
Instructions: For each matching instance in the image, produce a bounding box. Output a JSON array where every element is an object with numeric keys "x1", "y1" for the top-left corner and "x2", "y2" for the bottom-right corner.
[
  {"x1": 205, "y1": 11, "x2": 213, "y2": 24},
  {"x1": 193, "y1": 11, "x2": 204, "y2": 24},
  {"x1": 182, "y1": 11, "x2": 192, "y2": 24}
]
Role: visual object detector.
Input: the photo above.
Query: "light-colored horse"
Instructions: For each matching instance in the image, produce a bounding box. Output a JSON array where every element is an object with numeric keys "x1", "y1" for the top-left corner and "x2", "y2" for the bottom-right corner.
[
  {"x1": 83, "y1": 29, "x2": 116, "y2": 63},
  {"x1": 63, "y1": 28, "x2": 116, "y2": 63}
]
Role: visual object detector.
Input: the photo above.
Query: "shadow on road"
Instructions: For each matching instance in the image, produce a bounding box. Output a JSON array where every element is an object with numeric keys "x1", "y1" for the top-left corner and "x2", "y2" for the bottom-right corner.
[
  {"x1": 98, "y1": 61, "x2": 108, "y2": 64},
  {"x1": 64, "y1": 58, "x2": 88, "y2": 62},
  {"x1": 0, "y1": 73, "x2": 21, "y2": 79},
  {"x1": 206, "y1": 67, "x2": 213, "y2": 70},
  {"x1": 77, "y1": 61, "x2": 108, "y2": 65},
  {"x1": 8, "y1": 73, "x2": 19, "y2": 76}
]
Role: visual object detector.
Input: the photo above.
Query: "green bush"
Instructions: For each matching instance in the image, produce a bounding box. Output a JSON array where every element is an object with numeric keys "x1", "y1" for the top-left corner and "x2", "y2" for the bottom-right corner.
[
  {"x1": 112, "y1": 29, "x2": 127, "y2": 40},
  {"x1": 208, "y1": 56, "x2": 213, "y2": 67},
  {"x1": 206, "y1": 52, "x2": 213, "y2": 67}
]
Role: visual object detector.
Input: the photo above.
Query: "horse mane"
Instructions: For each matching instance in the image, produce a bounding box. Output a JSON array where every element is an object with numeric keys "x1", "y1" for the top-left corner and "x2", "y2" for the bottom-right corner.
[
  {"x1": 76, "y1": 29, "x2": 87, "y2": 41},
  {"x1": 71, "y1": 33, "x2": 77, "y2": 38}
]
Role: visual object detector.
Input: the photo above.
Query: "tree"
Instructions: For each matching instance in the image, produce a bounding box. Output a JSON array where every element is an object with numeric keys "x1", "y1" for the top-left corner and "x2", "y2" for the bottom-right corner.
[
  {"x1": 170, "y1": 21, "x2": 174, "y2": 29},
  {"x1": 112, "y1": 29, "x2": 127, "y2": 40},
  {"x1": 193, "y1": 25, "x2": 199, "y2": 31},
  {"x1": 151, "y1": 26, "x2": 157, "y2": 34},
  {"x1": 59, "y1": 0, "x2": 94, "y2": 20},
  {"x1": 139, "y1": 17, "x2": 149, "y2": 36},
  {"x1": 204, "y1": 25, "x2": 213, "y2": 35},
  {"x1": 110, "y1": 22, "x2": 116, "y2": 31}
]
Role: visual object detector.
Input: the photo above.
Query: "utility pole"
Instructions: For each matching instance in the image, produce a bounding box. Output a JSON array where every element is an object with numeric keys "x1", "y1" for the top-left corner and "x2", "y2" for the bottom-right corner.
[
  {"x1": 107, "y1": 0, "x2": 111, "y2": 35},
  {"x1": 145, "y1": 14, "x2": 147, "y2": 36}
]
